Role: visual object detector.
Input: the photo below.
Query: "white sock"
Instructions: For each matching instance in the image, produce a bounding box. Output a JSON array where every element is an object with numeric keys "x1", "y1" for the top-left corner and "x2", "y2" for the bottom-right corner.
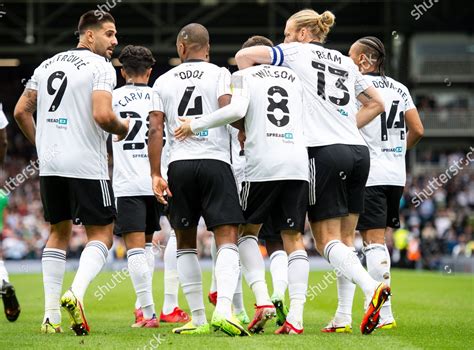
[
  {"x1": 163, "y1": 232, "x2": 179, "y2": 314},
  {"x1": 232, "y1": 268, "x2": 245, "y2": 314},
  {"x1": 133, "y1": 242, "x2": 155, "y2": 310},
  {"x1": 42, "y1": 248, "x2": 66, "y2": 324},
  {"x1": 71, "y1": 240, "x2": 108, "y2": 304},
  {"x1": 0, "y1": 260, "x2": 9, "y2": 283},
  {"x1": 210, "y1": 235, "x2": 217, "y2": 293},
  {"x1": 269, "y1": 250, "x2": 288, "y2": 300},
  {"x1": 128, "y1": 248, "x2": 155, "y2": 319},
  {"x1": 334, "y1": 247, "x2": 356, "y2": 325},
  {"x1": 177, "y1": 249, "x2": 207, "y2": 326},
  {"x1": 324, "y1": 240, "x2": 378, "y2": 299},
  {"x1": 286, "y1": 250, "x2": 309, "y2": 329},
  {"x1": 238, "y1": 235, "x2": 272, "y2": 306},
  {"x1": 215, "y1": 244, "x2": 240, "y2": 319},
  {"x1": 366, "y1": 243, "x2": 393, "y2": 321}
]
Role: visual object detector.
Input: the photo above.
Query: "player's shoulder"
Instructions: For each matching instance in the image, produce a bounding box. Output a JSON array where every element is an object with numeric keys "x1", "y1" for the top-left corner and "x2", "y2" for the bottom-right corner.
[{"x1": 385, "y1": 75, "x2": 410, "y2": 92}]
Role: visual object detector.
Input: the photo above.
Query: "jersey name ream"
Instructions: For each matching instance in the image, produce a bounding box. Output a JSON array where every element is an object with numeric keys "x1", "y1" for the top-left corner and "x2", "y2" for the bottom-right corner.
[
  {"x1": 27, "y1": 48, "x2": 116, "y2": 179},
  {"x1": 233, "y1": 65, "x2": 308, "y2": 182},
  {"x1": 359, "y1": 74, "x2": 415, "y2": 186},
  {"x1": 151, "y1": 61, "x2": 232, "y2": 165},
  {"x1": 270, "y1": 42, "x2": 369, "y2": 147}
]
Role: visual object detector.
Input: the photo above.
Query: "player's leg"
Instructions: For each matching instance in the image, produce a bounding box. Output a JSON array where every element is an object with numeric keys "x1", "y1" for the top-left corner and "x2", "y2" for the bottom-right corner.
[
  {"x1": 322, "y1": 214, "x2": 357, "y2": 333},
  {"x1": 272, "y1": 180, "x2": 309, "y2": 335},
  {"x1": 168, "y1": 160, "x2": 209, "y2": 335},
  {"x1": 261, "y1": 219, "x2": 288, "y2": 326},
  {"x1": 208, "y1": 233, "x2": 217, "y2": 305},
  {"x1": 0, "y1": 245, "x2": 21, "y2": 323},
  {"x1": 61, "y1": 178, "x2": 116, "y2": 335},
  {"x1": 39, "y1": 176, "x2": 71, "y2": 333},
  {"x1": 360, "y1": 186, "x2": 403, "y2": 329},
  {"x1": 309, "y1": 145, "x2": 389, "y2": 335},
  {"x1": 200, "y1": 160, "x2": 248, "y2": 336},
  {"x1": 160, "y1": 226, "x2": 189, "y2": 323}
]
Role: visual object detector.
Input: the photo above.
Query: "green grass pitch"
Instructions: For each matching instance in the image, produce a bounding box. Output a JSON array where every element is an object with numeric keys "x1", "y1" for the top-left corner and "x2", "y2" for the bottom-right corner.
[{"x1": 1, "y1": 269, "x2": 473, "y2": 349}]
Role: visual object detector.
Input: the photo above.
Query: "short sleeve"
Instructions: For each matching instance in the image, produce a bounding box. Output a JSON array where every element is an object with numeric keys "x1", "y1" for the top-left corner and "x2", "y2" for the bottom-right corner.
[
  {"x1": 0, "y1": 103, "x2": 9, "y2": 129},
  {"x1": 151, "y1": 90, "x2": 164, "y2": 113},
  {"x1": 354, "y1": 68, "x2": 370, "y2": 96},
  {"x1": 216, "y1": 67, "x2": 232, "y2": 98},
  {"x1": 92, "y1": 61, "x2": 116, "y2": 93},
  {"x1": 230, "y1": 72, "x2": 250, "y2": 100},
  {"x1": 404, "y1": 88, "x2": 416, "y2": 111},
  {"x1": 269, "y1": 43, "x2": 300, "y2": 67},
  {"x1": 26, "y1": 66, "x2": 40, "y2": 91}
]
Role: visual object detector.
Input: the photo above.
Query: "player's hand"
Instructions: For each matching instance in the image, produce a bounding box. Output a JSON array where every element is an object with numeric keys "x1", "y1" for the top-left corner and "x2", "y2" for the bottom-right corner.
[
  {"x1": 113, "y1": 117, "x2": 130, "y2": 142},
  {"x1": 152, "y1": 174, "x2": 172, "y2": 205},
  {"x1": 174, "y1": 117, "x2": 193, "y2": 141}
]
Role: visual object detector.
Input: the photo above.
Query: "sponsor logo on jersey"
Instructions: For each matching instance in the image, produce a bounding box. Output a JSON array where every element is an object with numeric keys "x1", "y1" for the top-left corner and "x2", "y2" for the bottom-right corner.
[
  {"x1": 381, "y1": 146, "x2": 403, "y2": 153},
  {"x1": 337, "y1": 108, "x2": 348, "y2": 117},
  {"x1": 46, "y1": 117, "x2": 68, "y2": 125}
]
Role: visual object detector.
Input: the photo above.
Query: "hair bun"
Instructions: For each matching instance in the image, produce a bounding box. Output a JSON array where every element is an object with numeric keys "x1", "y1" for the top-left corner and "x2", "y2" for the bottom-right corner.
[{"x1": 320, "y1": 11, "x2": 335, "y2": 27}]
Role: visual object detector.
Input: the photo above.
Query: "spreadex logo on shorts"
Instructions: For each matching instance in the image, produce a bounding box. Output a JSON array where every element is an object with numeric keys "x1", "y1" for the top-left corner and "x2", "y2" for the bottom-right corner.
[{"x1": 381, "y1": 146, "x2": 403, "y2": 153}]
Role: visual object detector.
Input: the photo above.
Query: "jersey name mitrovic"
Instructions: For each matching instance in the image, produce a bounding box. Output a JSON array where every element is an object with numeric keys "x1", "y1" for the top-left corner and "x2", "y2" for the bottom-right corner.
[
  {"x1": 151, "y1": 60, "x2": 232, "y2": 165},
  {"x1": 359, "y1": 74, "x2": 415, "y2": 187},
  {"x1": 26, "y1": 48, "x2": 116, "y2": 179},
  {"x1": 269, "y1": 42, "x2": 369, "y2": 147},
  {"x1": 233, "y1": 65, "x2": 308, "y2": 182},
  {"x1": 112, "y1": 84, "x2": 156, "y2": 197}
]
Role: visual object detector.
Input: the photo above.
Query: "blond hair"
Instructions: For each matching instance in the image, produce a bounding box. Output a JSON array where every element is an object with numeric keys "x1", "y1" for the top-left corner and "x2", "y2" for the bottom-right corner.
[{"x1": 288, "y1": 9, "x2": 335, "y2": 42}]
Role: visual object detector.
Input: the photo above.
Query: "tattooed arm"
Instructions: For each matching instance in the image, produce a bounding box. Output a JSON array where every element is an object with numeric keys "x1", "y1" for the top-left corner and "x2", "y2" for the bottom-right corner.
[
  {"x1": 356, "y1": 86, "x2": 384, "y2": 129},
  {"x1": 14, "y1": 88, "x2": 38, "y2": 145}
]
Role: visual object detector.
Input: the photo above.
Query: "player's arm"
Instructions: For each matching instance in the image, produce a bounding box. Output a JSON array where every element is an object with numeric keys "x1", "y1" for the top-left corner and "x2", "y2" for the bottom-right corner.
[
  {"x1": 356, "y1": 86, "x2": 385, "y2": 129},
  {"x1": 235, "y1": 46, "x2": 272, "y2": 70},
  {"x1": 14, "y1": 88, "x2": 37, "y2": 145},
  {"x1": 405, "y1": 108, "x2": 424, "y2": 149},
  {"x1": 92, "y1": 91, "x2": 129, "y2": 140},
  {"x1": 174, "y1": 95, "x2": 249, "y2": 140},
  {"x1": 148, "y1": 110, "x2": 171, "y2": 204}
]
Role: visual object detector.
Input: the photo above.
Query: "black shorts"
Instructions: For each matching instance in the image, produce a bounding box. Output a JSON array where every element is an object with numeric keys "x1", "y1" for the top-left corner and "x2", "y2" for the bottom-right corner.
[
  {"x1": 115, "y1": 196, "x2": 162, "y2": 236},
  {"x1": 307, "y1": 144, "x2": 370, "y2": 222},
  {"x1": 357, "y1": 185, "x2": 404, "y2": 231},
  {"x1": 240, "y1": 180, "x2": 308, "y2": 233},
  {"x1": 167, "y1": 159, "x2": 245, "y2": 230},
  {"x1": 40, "y1": 176, "x2": 116, "y2": 226},
  {"x1": 259, "y1": 217, "x2": 283, "y2": 243}
]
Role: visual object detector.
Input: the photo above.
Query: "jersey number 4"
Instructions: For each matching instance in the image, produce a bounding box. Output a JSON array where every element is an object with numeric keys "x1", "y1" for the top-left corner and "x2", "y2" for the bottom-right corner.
[
  {"x1": 178, "y1": 86, "x2": 203, "y2": 116},
  {"x1": 381, "y1": 100, "x2": 405, "y2": 141}
]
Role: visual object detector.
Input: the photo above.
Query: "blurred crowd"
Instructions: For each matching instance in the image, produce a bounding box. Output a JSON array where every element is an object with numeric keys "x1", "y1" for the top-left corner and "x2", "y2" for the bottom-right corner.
[{"x1": 1, "y1": 136, "x2": 473, "y2": 272}]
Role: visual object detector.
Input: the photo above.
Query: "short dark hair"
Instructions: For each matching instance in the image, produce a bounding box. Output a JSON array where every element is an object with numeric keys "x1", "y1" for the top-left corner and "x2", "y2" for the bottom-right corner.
[
  {"x1": 242, "y1": 35, "x2": 273, "y2": 49},
  {"x1": 356, "y1": 36, "x2": 386, "y2": 76},
  {"x1": 78, "y1": 10, "x2": 115, "y2": 35},
  {"x1": 119, "y1": 45, "x2": 156, "y2": 76}
]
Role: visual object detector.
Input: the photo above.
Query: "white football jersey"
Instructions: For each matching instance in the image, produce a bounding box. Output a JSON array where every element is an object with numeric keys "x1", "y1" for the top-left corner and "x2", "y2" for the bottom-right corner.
[
  {"x1": 0, "y1": 103, "x2": 9, "y2": 129},
  {"x1": 232, "y1": 65, "x2": 308, "y2": 182},
  {"x1": 359, "y1": 74, "x2": 416, "y2": 187},
  {"x1": 26, "y1": 48, "x2": 116, "y2": 179},
  {"x1": 270, "y1": 42, "x2": 369, "y2": 147},
  {"x1": 151, "y1": 60, "x2": 232, "y2": 165},
  {"x1": 112, "y1": 84, "x2": 154, "y2": 197}
]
